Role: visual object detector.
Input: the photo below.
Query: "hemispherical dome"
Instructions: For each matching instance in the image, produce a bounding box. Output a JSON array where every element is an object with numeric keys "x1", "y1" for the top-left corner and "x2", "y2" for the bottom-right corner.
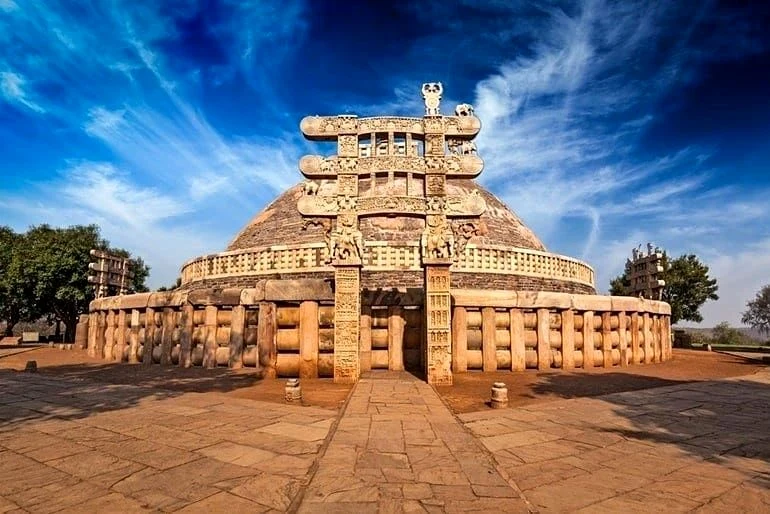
[{"x1": 227, "y1": 178, "x2": 545, "y2": 252}]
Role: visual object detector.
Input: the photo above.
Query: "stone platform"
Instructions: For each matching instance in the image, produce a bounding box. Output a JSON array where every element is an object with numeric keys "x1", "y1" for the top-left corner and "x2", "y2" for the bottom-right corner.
[{"x1": 1, "y1": 363, "x2": 769, "y2": 512}]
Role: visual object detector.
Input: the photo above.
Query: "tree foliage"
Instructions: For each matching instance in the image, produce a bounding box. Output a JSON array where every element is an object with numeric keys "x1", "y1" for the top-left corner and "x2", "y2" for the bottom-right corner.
[
  {"x1": 609, "y1": 253, "x2": 719, "y2": 325},
  {"x1": 742, "y1": 284, "x2": 770, "y2": 336},
  {"x1": 0, "y1": 224, "x2": 150, "y2": 340},
  {"x1": 711, "y1": 321, "x2": 745, "y2": 345}
]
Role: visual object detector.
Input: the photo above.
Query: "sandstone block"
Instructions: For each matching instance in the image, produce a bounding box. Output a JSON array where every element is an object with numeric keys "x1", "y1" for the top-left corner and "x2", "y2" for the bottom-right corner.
[{"x1": 264, "y1": 279, "x2": 333, "y2": 302}]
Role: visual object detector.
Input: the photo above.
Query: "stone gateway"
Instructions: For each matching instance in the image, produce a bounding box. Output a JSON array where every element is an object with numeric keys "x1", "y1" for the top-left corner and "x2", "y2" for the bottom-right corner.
[{"x1": 82, "y1": 85, "x2": 672, "y2": 384}]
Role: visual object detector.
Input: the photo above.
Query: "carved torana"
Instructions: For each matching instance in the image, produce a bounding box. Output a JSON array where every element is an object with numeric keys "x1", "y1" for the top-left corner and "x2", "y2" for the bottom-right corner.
[{"x1": 296, "y1": 83, "x2": 486, "y2": 384}]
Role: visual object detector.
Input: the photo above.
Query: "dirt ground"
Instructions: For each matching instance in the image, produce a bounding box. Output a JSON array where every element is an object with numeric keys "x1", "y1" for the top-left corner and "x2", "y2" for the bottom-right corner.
[
  {"x1": 435, "y1": 349, "x2": 766, "y2": 413},
  {"x1": 2, "y1": 348, "x2": 763, "y2": 414},
  {"x1": 0, "y1": 347, "x2": 352, "y2": 410}
]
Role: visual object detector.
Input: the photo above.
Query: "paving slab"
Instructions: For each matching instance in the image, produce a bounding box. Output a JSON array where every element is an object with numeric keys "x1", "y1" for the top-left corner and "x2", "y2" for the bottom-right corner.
[
  {"x1": 0, "y1": 369, "x2": 338, "y2": 513},
  {"x1": 298, "y1": 372, "x2": 530, "y2": 512}
]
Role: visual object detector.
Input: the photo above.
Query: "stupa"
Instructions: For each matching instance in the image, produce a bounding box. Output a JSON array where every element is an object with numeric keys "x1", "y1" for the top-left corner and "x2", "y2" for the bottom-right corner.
[{"x1": 82, "y1": 85, "x2": 672, "y2": 385}]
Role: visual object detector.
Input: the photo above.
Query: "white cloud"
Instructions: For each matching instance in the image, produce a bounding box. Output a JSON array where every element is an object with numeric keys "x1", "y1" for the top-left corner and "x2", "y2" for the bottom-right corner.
[
  {"x1": 0, "y1": 71, "x2": 44, "y2": 113},
  {"x1": 0, "y1": 0, "x2": 16, "y2": 12}
]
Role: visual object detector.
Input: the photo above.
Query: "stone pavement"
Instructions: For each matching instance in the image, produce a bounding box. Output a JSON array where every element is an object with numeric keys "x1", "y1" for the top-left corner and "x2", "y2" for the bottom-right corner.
[
  {"x1": 2, "y1": 364, "x2": 770, "y2": 513},
  {"x1": 298, "y1": 371, "x2": 530, "y2": 513},
  {"x1": 462, "y1": 368, "x2": 770, "y2": 512},
  {"x1": 0, "y1": 371, "x2": 338, "y2": 512}
]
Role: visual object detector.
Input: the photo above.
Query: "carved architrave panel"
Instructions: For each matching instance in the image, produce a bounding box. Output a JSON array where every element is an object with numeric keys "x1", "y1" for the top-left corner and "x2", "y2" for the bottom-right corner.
[
  {"x1": 334, "y1": 266, "x2": 360, "y2": 383},
  {"x1": 300, "y1": 154, "x2": 483, "y2": 178},
  {"x1": 301, "y1": 115, "x2": 480, "y2": 139}
]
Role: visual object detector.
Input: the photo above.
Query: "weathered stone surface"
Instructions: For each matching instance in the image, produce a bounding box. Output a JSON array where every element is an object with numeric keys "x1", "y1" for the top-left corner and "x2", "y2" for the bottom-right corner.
[
  {"x1": 187, "y1": 287, "x2": 242, "y2": 306},
  {"x1": 264, "y1": 279, "x2": 334, "y2": 301},
  {"x1": 117, "y1": 292, "x2": 151, "y2": 310}
]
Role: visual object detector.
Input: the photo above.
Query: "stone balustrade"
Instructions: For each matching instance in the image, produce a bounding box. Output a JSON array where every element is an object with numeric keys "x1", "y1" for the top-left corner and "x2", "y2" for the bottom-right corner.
[
  {"x1": 80, "y1": 283, "x2": 669, "y2": 378},
  {"x1": 179, "y1": 243, "x2": 595, "y2": 288}
]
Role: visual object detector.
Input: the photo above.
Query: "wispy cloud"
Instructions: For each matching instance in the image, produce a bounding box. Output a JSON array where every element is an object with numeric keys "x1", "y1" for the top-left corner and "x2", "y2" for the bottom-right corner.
[{"x1": 0, "y1": 71, "x2": 44, "y2": 113}]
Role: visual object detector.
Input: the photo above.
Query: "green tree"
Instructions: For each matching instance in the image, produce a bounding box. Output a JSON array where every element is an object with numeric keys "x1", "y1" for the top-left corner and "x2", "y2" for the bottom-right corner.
[
  {"x1": 609, "y1": 253, "x2": 719, "y2": 324},
  {"x1": 662, "y1": 254, "x2": 719, "y2": 324},
  {"x1": 18, "y1": 225, "x2": 150, "y2": 341},
  {"x1": 0, "y1": 226, "x2": 32, "y2": 336},
  {"x1": 741, "y1": 284, "x2": 770, "y2": 336},
  {"x1": 609, "y1": 273, "x2": 630, "y2": 296},
  {"x1": 712, "y1": 321, "x2": 745, "y2": 345}
]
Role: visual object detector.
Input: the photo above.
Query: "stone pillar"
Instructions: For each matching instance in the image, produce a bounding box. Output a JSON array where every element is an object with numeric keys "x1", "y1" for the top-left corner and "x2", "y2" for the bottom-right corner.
[
  {"x1": 74, "y1": 314, "x2": 89, "y2": 350},
  {"x1": 360, "y1": 306, "x2": 372, "y2": 373},
  {"x1": 128, "y1": 309, "x2": 140, "y2": 364},
  {"x1": 333, "y1": 266, "x2": 361, "y2": 383},
  {"x1": 116, "y1": 310, "x2": 127, "y2": 362},
  {"x1": 388, "y1": 305, "x2": 405, "y2": 372},
  {"x1": 537, "y1": 308, "x2": 550, "y2": 370},
  {"x1": 643, "y1": 312, "x2": 652, "y2": 364},
  {"x1": 258, "y1": 302, "x2": 277, "y2": 378},
  {"x1": 160, "y1": 308, "x2": 174, "y2": 365},
  {"x1": 203, "y1": 306, "x2": 218, "y2": 369},
  {"x1": 87, "y1": 313, "x2": 97, "y2": 358},
  {"x1": 179, "y1": 304, "x2": 193, "y2": 368},
  {"x1": 299, "y1": 301, "x2": 319, "y2": 378},
  {"x1": 654, "y1": 316, "x2": 662, "y2": 363},
  {"x1": 96, "y1": 311, "x2": 107, "y2": 360},
  {"x1": 425, "y1": 264, "x2": 452, "y2": 385},
  {"x1": 482, "y1": 307, "x2": 497, "y2": 372},
  {"x1": 143, "y1": 307, "x2": 155, "y2": 366},
  {"x1": 451, "y1": 306, "x2": 467, "y2": 373},
  {"x1": 510, "y1": 308, "x2": 525, "y2": 371},
  {"x1": 582, "y1": 311, "x2": 594, "y2": 369},
  {"x1": 630, "y1": 312, "x2": 640, "y2": 364},
  {"x1": 229, "y1": 305, "x2": 246, "y2": 369},
  {"x1": 602, "y1": 312, "x2": 612, "y2": 368},
  {"x1": 561, "y1": 309, "x2": 575, "y2": 370},
  {"x1": 104, "y1": 311, "x2": 115, "y2": 361},
  {"x1": 618, "y1": 311, "x2": 628, "y2": 367},
  {"x1": 663, "y1": 316, "x2": 672, "y2": 361}
]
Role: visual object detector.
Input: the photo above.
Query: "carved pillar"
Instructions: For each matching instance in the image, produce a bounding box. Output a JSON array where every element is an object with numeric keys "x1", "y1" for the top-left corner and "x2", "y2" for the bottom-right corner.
[
  {"x1": 425, "y1": 264, "x2": 452, "y2": 385},
  {"x1": 334, "y1": 265, "x2": 361, "y2": 383}
]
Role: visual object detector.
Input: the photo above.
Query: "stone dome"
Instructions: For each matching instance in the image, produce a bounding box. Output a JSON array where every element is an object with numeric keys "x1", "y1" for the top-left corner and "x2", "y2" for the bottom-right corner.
[
  {"x1": 179, "y1": 176, "x2": 594, "y2": 294},
  {"x1": 227, "y1": 178, "x2": 545, "y2": 252}
]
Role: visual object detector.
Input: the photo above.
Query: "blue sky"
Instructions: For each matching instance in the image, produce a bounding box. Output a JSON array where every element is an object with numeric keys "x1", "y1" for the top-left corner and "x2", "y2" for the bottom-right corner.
[{"x1": 0, "y1": 0, "x2": 768, "y2": 327}]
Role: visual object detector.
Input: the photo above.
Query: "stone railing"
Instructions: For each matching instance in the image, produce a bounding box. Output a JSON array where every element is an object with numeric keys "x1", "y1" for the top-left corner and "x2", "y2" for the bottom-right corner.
[
  {"x1": 79, "y1": 283, "x2": 670, "y2": 379},
  {"x1": 449, "y1": 290, "x2": 672, "y2": 371},
  {"x1": 179, "y1": 243, "x2": 595, "y2": 288}
]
